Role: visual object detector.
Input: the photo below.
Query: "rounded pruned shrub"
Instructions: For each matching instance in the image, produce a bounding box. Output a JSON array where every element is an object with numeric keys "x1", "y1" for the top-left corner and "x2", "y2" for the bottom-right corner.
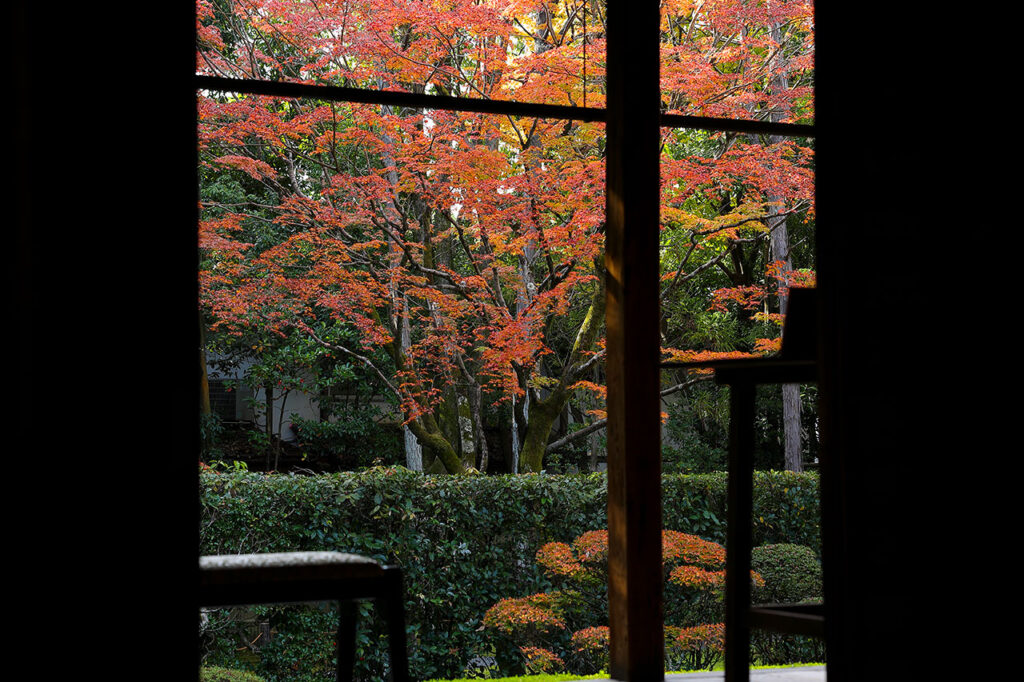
[
  {"x1": 569, "y1": 626, "x2": 609, "y2": 674},
  {"x1": 484, "y1": 529, "x2": 750, "y2": 674},
  {"x1": 750, "y1": 543, "x2": 825, "y2": 666},
  {"x1": 519, "y1": 646, "x2": 566, "y2": 674},
  {"x1": 670, "y1": 623, "x2": 725, "y2": 672},
  {"x1": 751, "y1": 543, "x2": 822, "y2": 604}
]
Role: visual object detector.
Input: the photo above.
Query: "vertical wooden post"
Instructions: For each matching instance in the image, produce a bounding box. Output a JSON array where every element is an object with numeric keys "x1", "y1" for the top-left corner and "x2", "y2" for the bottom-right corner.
[
  {"x1": 724, "y1": 381, "x2": 755, "y2": 682},
  {"x1": 604, "y1": 1, "x2": 663, "y2": 680}
]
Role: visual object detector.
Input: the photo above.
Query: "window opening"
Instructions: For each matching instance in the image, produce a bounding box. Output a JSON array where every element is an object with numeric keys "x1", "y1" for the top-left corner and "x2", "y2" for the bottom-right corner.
[{"x1": 196, "y1": 0, "x2": 817, "y2": 679}]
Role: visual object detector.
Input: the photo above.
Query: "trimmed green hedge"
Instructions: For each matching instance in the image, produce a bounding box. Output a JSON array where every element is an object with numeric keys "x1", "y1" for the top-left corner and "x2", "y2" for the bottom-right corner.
[{"x1": 200, "y1": 468, "x2": 819, "y2": 681}]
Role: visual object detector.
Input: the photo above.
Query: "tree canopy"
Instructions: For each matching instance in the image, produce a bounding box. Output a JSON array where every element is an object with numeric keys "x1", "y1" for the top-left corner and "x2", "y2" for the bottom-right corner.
[{"x1": 197, "y1": 0, "x2": 816, "y2": 473}]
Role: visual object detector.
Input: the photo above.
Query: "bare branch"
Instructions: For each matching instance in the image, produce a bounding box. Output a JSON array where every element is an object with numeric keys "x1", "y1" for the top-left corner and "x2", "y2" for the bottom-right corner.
[{"x1": 545, "y1": 417, "x2": 606, "y2": 453}]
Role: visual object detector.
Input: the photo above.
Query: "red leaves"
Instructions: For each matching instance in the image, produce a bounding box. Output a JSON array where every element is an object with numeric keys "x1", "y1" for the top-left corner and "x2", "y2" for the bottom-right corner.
[
  {"x1": 662, "y1": 530, "x2": 727, "y2": 569},
  {"x1": 536, "y1": 542, "x2": 582, "y2": 579},
  {"x1": 570, "y1": 626, "x2": 610, "y2": 654},
  {"x1": 709, "y1": 285, "x2": 768, "y2": 312},
  {"x1": 519, "y1": 646, "x2": 565, "y2": 674},
  {"x1": 211, "y1": 155, "x2": 277, "y2": 181},
  {"x1": 482, "y1": 593, "x2": 567, "y2": 634},
  {"x1": 669, "y1": 565, "x2": 726, "y2": 590},
  {"x1": 660, "y1": 0, "x2": 814, "y2": 122},
  {"x1": 674, "y1": 622, "x2": 725, "y2": 653},
  {"x1": 197, "y1": 0, "x2": 814, "y2": 439}
]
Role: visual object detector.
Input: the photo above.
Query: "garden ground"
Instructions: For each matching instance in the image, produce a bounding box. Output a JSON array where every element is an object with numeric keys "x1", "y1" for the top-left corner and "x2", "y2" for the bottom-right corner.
[{"x1": 603, "y1": 668, "x2": 824, "y2": 681}]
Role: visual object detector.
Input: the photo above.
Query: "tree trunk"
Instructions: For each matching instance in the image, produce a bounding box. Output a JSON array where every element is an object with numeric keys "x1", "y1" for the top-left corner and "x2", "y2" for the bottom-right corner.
[
  {"x1": 766, "y1": 20, "x2": 802, "y2": 473},
  {"x1": 768, "y1": 201, "x2": 802, "y2": 472},
  {"x1": 519, "y1": 397, "x2": 561, "y2": 472},
  {"x1": 519, "y1": 265, "x2": 605, "y2": 472},
  {"x1": 199, "y1": 317, "x2": 211, "y2": 418},
  {"x1": 264, "y1": 380, "x2": 274, "y2": 470},
  {"x1": 378, "y1": 98, "x2": 428, "y2": 472},
  {"x1": 275, "y1": 388, "x2": 290, "y2": 471},
  {"x1": 463, "y1": 384, "x2": 490, "y2": 472},
  {"x1": 400, "y1": 297, "x2": 423, "y2": 471},
  {"x1": 406, "y1": 411, "x2": 466, "y2": 474},
  {"x1": 199, "y1": 317, "x2": 213, "y2": 459}
]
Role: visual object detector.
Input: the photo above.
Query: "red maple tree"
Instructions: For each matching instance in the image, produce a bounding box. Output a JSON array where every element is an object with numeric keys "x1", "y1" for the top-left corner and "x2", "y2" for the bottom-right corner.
[{"x1": 197, "y1": 0, "x2": 815, "y2": 473}]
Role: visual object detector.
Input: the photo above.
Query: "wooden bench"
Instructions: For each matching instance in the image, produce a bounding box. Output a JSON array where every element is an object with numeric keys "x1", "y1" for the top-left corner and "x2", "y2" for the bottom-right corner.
[{"x1": 200, "y1": 551, "x2": 410, "y2": 682}]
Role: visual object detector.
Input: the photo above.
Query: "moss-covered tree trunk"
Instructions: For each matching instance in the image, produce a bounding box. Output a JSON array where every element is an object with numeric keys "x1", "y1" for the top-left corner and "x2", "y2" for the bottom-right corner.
[
  {"x1": 406, "y1": 410, "x2": 465, "y2": 474},
  {"x1": 519, "y1": 395, "x2": 563, "y2": 472},
  {"x1": 376, "y1": 306, "x2": 467, "y2": 474},
  {"x1": 519, "y1": 261, "x2": 605, "y2": 472}
]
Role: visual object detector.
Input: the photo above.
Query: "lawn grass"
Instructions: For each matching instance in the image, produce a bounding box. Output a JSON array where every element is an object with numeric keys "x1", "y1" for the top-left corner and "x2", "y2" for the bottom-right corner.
[
  {"x1": 706, "y1": 661, "x2": 824, "y2": 672},
  {"x1": 427, "y1": 662, "x2": 825, "y2": 682},
  {"x1": 424, "y1": 674, "x2": 607, "y2": 682}
]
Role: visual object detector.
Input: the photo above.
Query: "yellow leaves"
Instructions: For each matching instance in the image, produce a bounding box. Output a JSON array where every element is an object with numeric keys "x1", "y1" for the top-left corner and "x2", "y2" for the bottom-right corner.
[
  {"x1": 753, "y1": 312, "x2": 784, "y2": 326},
  {"x1": 528, "y1": 375, "x2": 559, "y2": 390}
]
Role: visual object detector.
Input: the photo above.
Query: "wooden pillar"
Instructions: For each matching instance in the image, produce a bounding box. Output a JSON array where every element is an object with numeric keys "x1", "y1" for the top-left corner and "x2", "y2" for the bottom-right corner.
[
  {"x1": 723, "y1": 381, "x2": 755, "y2": 682},
  {"x1": 604, "y1": 1, "x2": 663, "y2": 679}
]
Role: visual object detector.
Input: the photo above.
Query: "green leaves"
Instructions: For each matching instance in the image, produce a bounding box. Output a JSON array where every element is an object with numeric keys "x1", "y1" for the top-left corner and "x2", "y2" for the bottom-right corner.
[{"x1": 200, "y1": 470, "x2": 820, "y2": 678}]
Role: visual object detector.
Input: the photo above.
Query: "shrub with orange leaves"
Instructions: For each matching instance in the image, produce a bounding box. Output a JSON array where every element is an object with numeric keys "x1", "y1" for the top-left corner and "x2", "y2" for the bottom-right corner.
[
  {"x1": 481, "y1": 591, "x2": 572, "y2": 674},
  {"x1": 571, "y1": 529, "x2": 610, "y2": 564},
  {"x1": 668, "y1": 564, "x2": 726, "y2": 590},
  {"x1": 484, "y1": 528, "x2": 743, "y2": 674},
  {"x1": 569, "y1": 626, "x2": 610, "y2": 674},
  {"x1": 482, "y1": 593, "x2": 567, "y2": 635},
  {"x1": 519, "y1": 646, "x2": 565, "y2": 674},
  {"x1": 662, "y1": 530, "x2": 727, "y2": 569},
  {"x1": 535, "y1": 542, "x2": 583, "y2": 580},
  {"x1": 669, "y1": 565, "x2": 763, "y2": 591},
  {"x1": 672, "y1": 623, "x2": 726, "y2": 671}
]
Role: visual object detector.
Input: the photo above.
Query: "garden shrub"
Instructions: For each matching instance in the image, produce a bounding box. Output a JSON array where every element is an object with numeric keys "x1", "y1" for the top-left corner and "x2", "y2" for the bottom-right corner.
[
  {"x1": 750, "y1": 631, "x2": 824, "y2": 668},
  {"x1": 750, "y1": 543, "x2": 825, "y2": 666},
  {"x1": 751, "y1": 543, "x2": 822, "y2": 604},
  {"x1": 672, "y1": 623, "x2": 726, "y2": 671},
  {"x1": 519, "y1": 646, "x2": 565, "y2": 674},
  {"x1": 569, "y1": 626, "x2": 609, "y2": 674},
  {"x1": 483, "y1": 529, "x2": 761, "y2": 674},
  {"x1": 200, "y1": 468, "x2": 819, "y2": 680},
  {"x1": 291, "y1": 413, "x2": 404, "y2": 470}
]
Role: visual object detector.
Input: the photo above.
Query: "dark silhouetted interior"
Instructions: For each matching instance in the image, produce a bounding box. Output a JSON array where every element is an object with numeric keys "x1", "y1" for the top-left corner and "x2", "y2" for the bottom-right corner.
[{"x1": 15, "y1": 3, "x2": 960, "y2": 679}]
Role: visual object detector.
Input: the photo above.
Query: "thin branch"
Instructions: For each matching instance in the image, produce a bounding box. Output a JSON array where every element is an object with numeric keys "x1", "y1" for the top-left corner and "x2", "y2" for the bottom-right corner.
[
  {"x1": 297, "y1": 322, "x2": 403, "y2": 398},
  {"x1": 546, "y1": 418, "x2": 606, "y2": 453}
]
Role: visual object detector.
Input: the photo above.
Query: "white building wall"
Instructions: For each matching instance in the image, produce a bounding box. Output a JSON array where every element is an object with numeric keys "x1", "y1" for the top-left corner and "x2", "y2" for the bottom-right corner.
[
  {"x1": 249, "y1": 384, "x2": 320, "y2": 442},
  {"x1": 205, "y1": 353, "x2": 320, "y2": 442}
]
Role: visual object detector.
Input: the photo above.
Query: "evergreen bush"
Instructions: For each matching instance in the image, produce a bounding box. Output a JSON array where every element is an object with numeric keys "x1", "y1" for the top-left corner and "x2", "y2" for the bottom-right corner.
[
  {"x1": 750, "y1": 543, "x2": 825, "y2": 666},
  {"x1": 751, "y1": 543, "x2": 822, "y2": 604},
  {"x1": 200, "y1": 468, "x2": 819, "y2": 681}
]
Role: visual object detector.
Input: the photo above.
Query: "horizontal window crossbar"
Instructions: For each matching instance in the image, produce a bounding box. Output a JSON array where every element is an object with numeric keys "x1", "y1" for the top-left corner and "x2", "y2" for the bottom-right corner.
[
  {"x1": 660, "y1": 113, "x2": 814, "y2": 137},
  {"x1": 195, "y1": 75, "x2": 604, "y2": 122},
  {"x1": 194, "y1": 75, "x2": 814, "y2": 137}
]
